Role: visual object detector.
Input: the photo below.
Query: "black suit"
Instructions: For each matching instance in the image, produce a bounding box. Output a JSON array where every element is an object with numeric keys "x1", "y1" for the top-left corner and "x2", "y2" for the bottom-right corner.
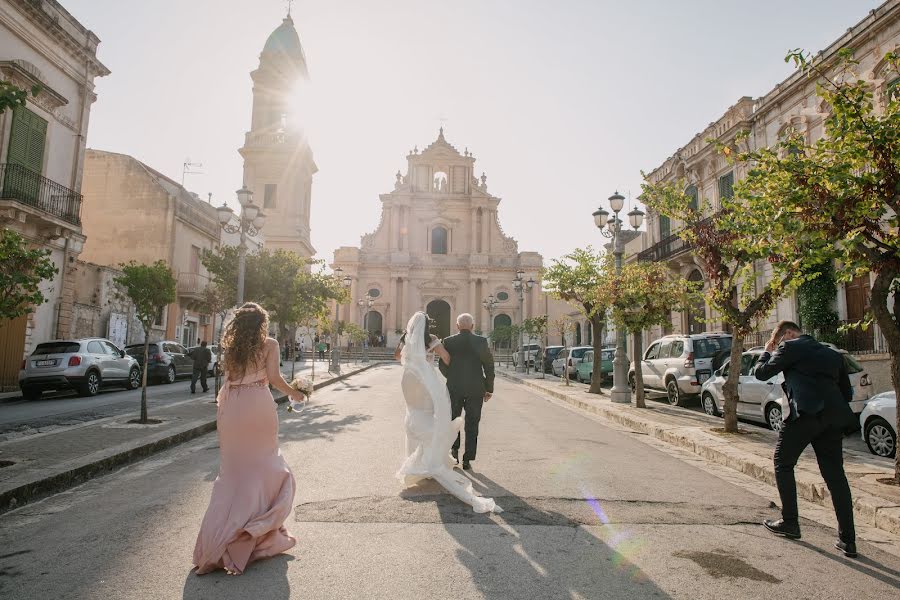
[
  {"x1": 755, "y1": 334, "x2": 855, "y2": 542},
  {"x1": 439, "y1": 330, "x2": 495, "y2": 462}
]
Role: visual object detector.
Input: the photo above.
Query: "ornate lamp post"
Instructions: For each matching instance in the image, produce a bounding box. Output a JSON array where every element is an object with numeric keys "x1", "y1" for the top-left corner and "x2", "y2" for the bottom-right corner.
[
  {"x1": 216, "y1": 186, "x2": 265, "y2": 306},
  {"x1": 482, "y1": 294, "x2": 498, "y2": 335},
  {"x1": 329, "y1": 268, "x2": 353, "y2": 374},
  {"x1": 357, "y1": 295, "x2": 375, "y2": 362},
  {"x1": 592, "y1": 191, "x2": 645, "y2": 403},
  {"x1": 512, "y1": 269, "x2": 535, "y2": 373}
]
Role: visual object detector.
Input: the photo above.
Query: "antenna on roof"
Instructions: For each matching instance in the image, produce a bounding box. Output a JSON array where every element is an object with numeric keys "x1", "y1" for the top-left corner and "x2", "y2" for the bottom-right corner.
[
  {"x1": 286, "y1": 0, "x2": 294, "y2": 17},
  {"x1": 182, "y1": 158, "x2": 203, "y2": 186}
]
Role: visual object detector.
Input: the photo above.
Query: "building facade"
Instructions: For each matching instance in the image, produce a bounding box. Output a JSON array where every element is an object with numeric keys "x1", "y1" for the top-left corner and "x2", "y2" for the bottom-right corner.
[
  {"x1": 239, "y1": 14, "x2": 316, "y2": 258},
  {"x1": 0, "y1": 0, "x2": 108, "y2": 389},
  {"x1": 333, "y1": 130, "x2": 543, "y2": 345},
  {"x1": 637, "y1": 0, "x2": 900, "y2": 356},
  {"x1": 80, "y1": 149, "x2": 221, "y2": 347}
]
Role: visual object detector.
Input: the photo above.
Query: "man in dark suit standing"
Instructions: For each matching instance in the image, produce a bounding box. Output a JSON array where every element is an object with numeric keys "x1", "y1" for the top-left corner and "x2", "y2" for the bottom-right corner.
[
  {"x1": 754, "y1": 320, "x2": 857, "y2": 557},
  {"x1": 439, "y1": 313, "x2": 495, "y2": 471}
]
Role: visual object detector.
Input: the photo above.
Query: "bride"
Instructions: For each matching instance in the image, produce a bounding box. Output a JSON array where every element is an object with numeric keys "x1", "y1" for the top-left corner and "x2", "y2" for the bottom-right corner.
[{"x1": 395, "y1": 312, "x2": 500, "y2": 513}]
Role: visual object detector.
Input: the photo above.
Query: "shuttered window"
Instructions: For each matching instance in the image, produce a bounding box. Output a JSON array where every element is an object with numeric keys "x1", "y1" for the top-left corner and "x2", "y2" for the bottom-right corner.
[
  {"x1": 264, "y1": 183, "x2": 277, "y2": 208},
  {"x1": 685, "y1": 184, "x2": 699, "y2": 212},
  {"x1": 888, "y1": 77, "x2": 900, "y2": 102},
  {"x1": 7, "y1": 106, "x2": 47, "y2": 173},
  {"x1": 659, "y1": 214, "x2": 671, "y2": 239},
  {"x1": 718, "y1": 172, "x2": 734, "y2": 204}
]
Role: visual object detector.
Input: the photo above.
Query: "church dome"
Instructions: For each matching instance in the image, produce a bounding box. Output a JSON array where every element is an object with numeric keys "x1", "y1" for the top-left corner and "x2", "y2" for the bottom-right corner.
[{"x1": 261, "y1": 16, "x2": 308, "y2": 77}]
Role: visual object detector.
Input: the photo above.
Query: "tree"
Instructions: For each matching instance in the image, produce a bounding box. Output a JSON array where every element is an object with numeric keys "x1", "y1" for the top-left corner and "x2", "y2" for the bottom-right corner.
[
  {"x1": 0, "y1": 229, "x2": 58, "y2": 321},
  {"x1": 732, "y1": 48, "x2": 900, "y2": 480},
  {"x1": 552, "y1": 316, "x2": 576, "y2": 386},
  {"x1": 543, "y1": 247, "x2": 612, "y2": 394},
  {"x1": 115, "y1": 261, "x2": 176, "y2": 423},
  {"x1": 596, "y1": 261, "x2": 698, "y2": 408},
  {"x1": 489, "y1": 324, "x2": 513, "y2": 352},
  {"x1": 0, "y1": 81, "x2": 39, "y2": 115},
  {"x1": 642, "y1": 169, "x2": 807, "y2": 430},
  {"x1": 523, "y1": 315, "x2": 549, "y2": 378}
]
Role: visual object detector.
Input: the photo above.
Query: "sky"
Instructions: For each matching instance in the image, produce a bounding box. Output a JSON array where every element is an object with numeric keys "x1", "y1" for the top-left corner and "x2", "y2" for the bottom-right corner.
[{"x1": 64, "y1": 0, "x2": 883, "y2": 266}]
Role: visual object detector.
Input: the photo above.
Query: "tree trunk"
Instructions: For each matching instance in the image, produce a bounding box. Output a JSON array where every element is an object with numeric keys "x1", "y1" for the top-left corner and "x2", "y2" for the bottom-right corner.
[
  {"x1": 722, "y1": 331, "x2": 745, "y2": 433},
  {"x1": 633, "y1": 330, "x2": 646, "y2": 408},
  {"x1": 588, "y1": 316, "x2": 605, "y2": 394},
  {"x1": 869, "y1": 267, "x2": 900, "y2": 483},
  {"x1": 140, "y1": 331, "x2": 150, "y2": 423}
]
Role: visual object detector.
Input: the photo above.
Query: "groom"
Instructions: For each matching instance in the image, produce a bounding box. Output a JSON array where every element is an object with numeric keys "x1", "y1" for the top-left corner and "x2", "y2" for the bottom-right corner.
[{"x1": 439, "y1": 313, "x2": 495, "y2": 470}]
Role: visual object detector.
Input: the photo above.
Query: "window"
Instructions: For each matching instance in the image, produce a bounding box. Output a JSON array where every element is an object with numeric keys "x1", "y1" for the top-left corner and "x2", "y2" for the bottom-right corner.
[
  {"x1": 190, "y1": 245, "x2": 201, "y2": 274},
  {"x1": 740, "y1": 353, "x2": 757, "y2": 376},
  {"x1": 7, "y1": 106, "x2": 47, "y2": 174},
  {"x1": 431, "y1": 226, "x2": 448, "y2": 254},
  {"x1": 887, "y1": 77, "x2": 900, "y2": 102},
  {"x1": 670, "y1": 340, "x2": 684, "y2": 358},
  {"x1": 685, "y1": 185, "x2": 699, "y2": 212},
  {"x1": 153, "y1": 306, "x2": 165, "y2": 327},
  {"x1": 87, "y1": 341, "x2": 105, "y2": 354},
  {"x1": 645, "y1": 343, "x2": 660, "y2": 360},
  {"x1": 496, "y1": 291, "x2": 509, "y2": 301},
  {"x1": 659, "y1": 214, "x2": 671, "y2": 239},
  {"x1": 264, "y1": 183, "x2": 277, "y2": 209},
  {"x1": 718, "y1": 172, "x2": 734, "y2": 204},
  {"x1": 367, "y1": 288, "x2": 381, "y2": 298},
  {"x1": 102, "y1": 341, "x2": 122, "y2": 356},
  {"x1": 659, "y1": 341, "x2": 673, "y2": 358}
]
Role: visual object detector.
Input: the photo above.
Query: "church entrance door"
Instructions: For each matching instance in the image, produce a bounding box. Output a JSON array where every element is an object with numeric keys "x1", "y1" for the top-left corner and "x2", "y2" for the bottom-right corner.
[{"x1": 426, "y1": 300, "x2": 451, "y2": 339}]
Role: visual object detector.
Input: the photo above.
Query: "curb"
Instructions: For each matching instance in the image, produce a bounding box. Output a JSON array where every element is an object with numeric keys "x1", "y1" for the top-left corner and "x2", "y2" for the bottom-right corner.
[
  {"x1": 498, "y1": 370, "x2": 900, "y2": 537},
  {"x1": 0, "y1": 362, "x2": 382, "y2": 515}
]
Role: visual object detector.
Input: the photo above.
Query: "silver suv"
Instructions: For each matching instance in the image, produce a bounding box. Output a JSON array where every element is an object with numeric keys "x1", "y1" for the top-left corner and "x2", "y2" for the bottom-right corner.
[
  {"x1": 629, "y1": 333, "x2": 732, "y2": 406},
  {"x1": 19, "y1": 338, "x2": 142, "y2": 400}
]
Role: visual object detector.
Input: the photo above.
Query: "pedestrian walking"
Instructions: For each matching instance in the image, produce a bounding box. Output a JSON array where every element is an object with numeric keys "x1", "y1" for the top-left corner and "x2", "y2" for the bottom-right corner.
[
  {"x1": 189, "y1": 341, "x2": 213, "y2": 394},
  {"x1": 754, "y1": 320, "x2": 858, "y2": 557},
  {"x1": 317, "y1": 340, "x2": 327, "y2": 361}
]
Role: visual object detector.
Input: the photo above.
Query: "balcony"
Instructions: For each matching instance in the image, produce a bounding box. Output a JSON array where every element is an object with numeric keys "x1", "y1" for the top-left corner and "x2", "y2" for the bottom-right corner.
[
  {"x1": 636, "y1": 232, "x2": 693, "y2": 263},
  {"x1": 177, "y1": 272, "x2": 211, "y2": 302},
  {"x1": 0, "y1": 163, "x2": 82, "y2": 226}
]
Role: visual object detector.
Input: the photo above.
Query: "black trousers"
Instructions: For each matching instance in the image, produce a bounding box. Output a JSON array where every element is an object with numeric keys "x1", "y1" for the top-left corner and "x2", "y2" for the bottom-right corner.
[
  {"x1": 774, "y1": 409, "x2": 855, "y2": 542},
  {"x1": 450, "y1": 391, "x2": 484, "y2": 461},
  {"x1": 190, "y1": 366, "x2": 208, "y2": 393}
]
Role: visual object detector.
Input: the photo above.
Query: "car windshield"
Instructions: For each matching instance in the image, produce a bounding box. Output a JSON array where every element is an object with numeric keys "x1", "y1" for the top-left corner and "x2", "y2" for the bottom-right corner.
[
  {"x1": 601, "y1": 350, "x2": 614, "y2": 360},
  {"x1": 126, "y1": 344, "x2": 159, "y2": 356},
  {"x1": 33, "y1": 342, "x2": 80, "y2": 355},
  {"x1": 692, "y1": 337, "x2": 732, "y2": 358},
  {"x1": 546, "y1": 348, "x2": 563, "y2": 358},
  {"x1": 842, "y1": 354, "x2": 864, "y2": 374},
  {"x1": 571, "y1": 348, "x2": 589, "y2": 358}
]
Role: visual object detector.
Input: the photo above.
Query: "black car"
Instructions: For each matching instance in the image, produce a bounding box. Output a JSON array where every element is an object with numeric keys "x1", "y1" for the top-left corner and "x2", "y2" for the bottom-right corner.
[
  {"x1": 125, "y1": 340, "x2": 194, "y2": 384},
  {"x1": 542, "y1": 346, "x2": 564, "y2": 374}
]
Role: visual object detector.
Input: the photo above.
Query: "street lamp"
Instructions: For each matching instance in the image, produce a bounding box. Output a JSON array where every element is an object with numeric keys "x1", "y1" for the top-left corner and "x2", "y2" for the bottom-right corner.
[
  {"x1": 216, "y1": 186, "x2": 265, "y2": 306},
  {"x1": 357, "y1": 295, "x2": 375, "y2": 362},
  {"x1": 512, "y1": 269, "x2": 535, "y2": 373},
  {"x1": 593, "y1": 191, "x2": 644, "y2": 403},
  {"x1": 482, "y1": 294, "x2": 498, "y2": 334},
  {"x1": 329, "y1": 268, "x2": 353, "y2": 374}
]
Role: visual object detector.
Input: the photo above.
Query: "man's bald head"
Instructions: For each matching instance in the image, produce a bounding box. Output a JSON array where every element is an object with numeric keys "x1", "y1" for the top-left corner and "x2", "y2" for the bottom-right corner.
[{"x1": 456, "y1": 313, "x2": 475, "y2": 331}]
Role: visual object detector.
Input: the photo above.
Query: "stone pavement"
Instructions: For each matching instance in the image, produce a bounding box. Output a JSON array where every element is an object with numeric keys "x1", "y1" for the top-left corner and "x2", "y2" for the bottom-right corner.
[
  {"x1": 497, "y1": 367, "x2": 900, "y2": 536},
  {"x1": 0, "y1": 361, "x2": 378, "y2": 513}
]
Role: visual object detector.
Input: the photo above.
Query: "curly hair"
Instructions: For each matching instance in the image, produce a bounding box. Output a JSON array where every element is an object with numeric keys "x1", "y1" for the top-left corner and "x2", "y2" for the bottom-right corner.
[{"x1": 221, "y1": 302, "x2": 269, "y2": 380}]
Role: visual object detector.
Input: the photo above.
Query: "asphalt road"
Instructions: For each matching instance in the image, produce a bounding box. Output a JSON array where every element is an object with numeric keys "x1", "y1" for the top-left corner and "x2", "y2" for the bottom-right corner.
[{"x1": 1, "y1": 364, "x2": 898, "y2": 600}]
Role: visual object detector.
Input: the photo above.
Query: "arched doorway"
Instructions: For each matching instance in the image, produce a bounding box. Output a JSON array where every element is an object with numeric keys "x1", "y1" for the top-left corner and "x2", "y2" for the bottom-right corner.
[
  {"x1": 686, "y1": 269, "x2": 707, "y2": 335},
  {"x1": 575, "y1": 322, "x2": 582, "y2": 346},
  {"x1": 494, "y1": 313, "x2": 512, "y2": 348},
  {"x1": 365, "y1": 310, "x2": 383, "y2": 345},
  {"x1": 426, "y1": 300, "x2": 451, "y2": 339}
]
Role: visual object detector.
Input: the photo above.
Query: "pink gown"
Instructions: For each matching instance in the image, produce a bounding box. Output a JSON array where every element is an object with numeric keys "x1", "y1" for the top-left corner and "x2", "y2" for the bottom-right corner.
[{"x1": 192, "y1": 366, "x2": 297, "y2": 575}]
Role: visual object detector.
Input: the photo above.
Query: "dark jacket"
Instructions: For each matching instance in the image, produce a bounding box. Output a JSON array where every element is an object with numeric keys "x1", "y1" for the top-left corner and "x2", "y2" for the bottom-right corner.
[
  {"x1": 754, "y1": 334, "x2": 853, "y2": 424},
  {"x1": 439, "y1": 330, "x2": 495, "y2": 396},
  {"x1": 189, "y1": 346, "x2": 212, "y2": 369}
]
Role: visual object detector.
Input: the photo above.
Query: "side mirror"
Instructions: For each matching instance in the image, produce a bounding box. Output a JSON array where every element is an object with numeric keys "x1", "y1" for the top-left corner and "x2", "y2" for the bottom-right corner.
[
  {"x1": 120, "y1": 350, "x2": 126, "y2": 358},
  {"x1": 713, "y1": 369, "x2": 721, "y2": 377}
]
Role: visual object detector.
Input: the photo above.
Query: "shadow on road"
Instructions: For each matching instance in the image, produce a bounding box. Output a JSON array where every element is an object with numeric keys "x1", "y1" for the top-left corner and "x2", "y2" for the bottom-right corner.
[
  {"x1": 278, "y1": 403, "x2": 372, "y2": 443},
  {"x1": 796, "y1": 540, "x2": 900, "y2": 588},
  {"x1": 181, "y1": 554, "x2": 293, "y2": 600}
]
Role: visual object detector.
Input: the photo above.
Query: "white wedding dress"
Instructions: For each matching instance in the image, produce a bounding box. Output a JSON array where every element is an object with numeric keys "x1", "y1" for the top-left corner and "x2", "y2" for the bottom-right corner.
[{"x1": 396, "y1": 312, "x2": 501, "y2": 514}]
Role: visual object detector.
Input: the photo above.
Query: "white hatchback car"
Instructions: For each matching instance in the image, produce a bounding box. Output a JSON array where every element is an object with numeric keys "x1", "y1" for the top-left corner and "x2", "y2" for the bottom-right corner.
[
  {"x1": 552, "y1": 346, "x2": 592, "y2": 378},
  {"x1": 700, "y1": 347, "x2": 873, "y2": 431},
  {"x1": 860, "y1": 391, "x2": 896, "y2": 458}
]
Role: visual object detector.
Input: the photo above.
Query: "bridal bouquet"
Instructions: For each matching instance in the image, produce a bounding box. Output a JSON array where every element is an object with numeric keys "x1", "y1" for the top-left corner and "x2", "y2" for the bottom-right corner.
[{"x1": 286, "y1": 376, "x2": 314, "y2": 413}]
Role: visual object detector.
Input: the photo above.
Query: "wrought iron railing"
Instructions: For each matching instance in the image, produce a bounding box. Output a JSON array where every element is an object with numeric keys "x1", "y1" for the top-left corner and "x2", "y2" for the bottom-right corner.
[
  {"x1": 636, "y1": 231, "x2": 693, "y2": 262},
  {"x1": 742, "y1": 321, "x2": 885, "y2": 355},
  {"x1": 0, "y1": 163, "x2": 82, "y2": 226}
]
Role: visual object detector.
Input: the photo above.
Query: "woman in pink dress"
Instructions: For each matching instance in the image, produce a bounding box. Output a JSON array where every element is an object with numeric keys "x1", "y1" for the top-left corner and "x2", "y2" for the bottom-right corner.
[{"x1": 193, "y1": 302, "x2": 307, "y2": 576}]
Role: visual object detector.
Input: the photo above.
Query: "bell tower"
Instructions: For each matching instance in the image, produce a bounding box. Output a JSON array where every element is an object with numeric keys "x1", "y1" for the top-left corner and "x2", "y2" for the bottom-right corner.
[{"x1": 239, "y1": 13, "x2": 316, "y2": 257}]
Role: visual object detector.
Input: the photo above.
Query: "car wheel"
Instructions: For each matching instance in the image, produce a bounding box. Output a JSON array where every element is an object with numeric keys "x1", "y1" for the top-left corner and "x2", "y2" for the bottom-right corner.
[
  {"x1": 702, "y1": 392, "x2": 720, "y2": 417},
  {"x1": 78, "y1": 371, "x2": 101, "y2": 397},
  {"x1": 865, "y1": 417, "x2": 896, "y2": 458},
  {"x1": 765, "y1": 403, "x2": 784, "y2": 432},
  {"x1": 21, "y1": 387, "x2": 41, "y2": 401},
  {"x1": 165, "y1": 365, "x2": 176, "y2": 384},
  {"x1": 666, "y1": 379, "x2": 683, "y2": 407},
  {"x1": 125, "y1": 367, "x2": 141, "y2": 390}
]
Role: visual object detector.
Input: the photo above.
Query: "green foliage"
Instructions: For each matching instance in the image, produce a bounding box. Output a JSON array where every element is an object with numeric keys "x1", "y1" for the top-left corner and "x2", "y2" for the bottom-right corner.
[
  {"x1": 522, "y1": 315, "x2": 548, "y2": 341},
  {"x1": 543, "y1": 247, "x2": 612, "y2": 319},
  {"x1": 344, "y1": 322, "x2": 367, "y2": 344},
  {"x1": 115, "y1": 261, "x2": 177, "y2": 331},
  {"x1": 597, "y1": 261, "x2": 698, "y2": 334},
  {"x1": 797, "y1": 265, "x2": 840, "y2": 338},
  {"x1": 0, "y1": 81, "x2": 40, "y2": 115},
  {"x1": 0, "y1": 229, "x2": 58, "y2": 321},
  {"x1": 489, "y1": 324, "x2": 514, "y2": 347}
]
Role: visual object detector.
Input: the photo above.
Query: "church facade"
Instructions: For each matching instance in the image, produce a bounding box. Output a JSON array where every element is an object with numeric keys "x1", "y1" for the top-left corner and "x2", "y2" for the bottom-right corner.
[{"x1": 333, "y1": 130, "x2": 543, "y2": 344}]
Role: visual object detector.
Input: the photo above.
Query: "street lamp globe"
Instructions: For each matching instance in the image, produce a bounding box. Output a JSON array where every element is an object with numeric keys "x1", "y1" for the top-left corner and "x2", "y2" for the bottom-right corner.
[
  {"x1": 243, "y1": 203, "x2": 260, "y2": 222},
  {"x1": 628, "y1": 207, "x2": 645, "y2": 230},
  {"x1": 343, "y1": 275, "x2": 352, "y2": 288},
  {"x1": 216, "y1": 203, "x2": 234, "y2": 225},
  {"x1": 488, "y1": 294, "x2": 495, "y2": 303},
  {"x1": 593, "y1": 207, "x2": 609, "y2": 229},
  {"x1": 334, "y1": 266, "x2": 343, "y2": 278},
  {"x1": 607, "y1": 216, "x2": 623, "y2": 235},
  {"x1": 527, "y1": 277, "x2": 535, "y2": 289},
  {"x1": 608, "y1": 191, "x2": 626, "y2": 213},
  {"x1": 516, "y1": 269, "x2": 525, "y2": 280},
  {"x1": 252, "y1": 212, "x2": 266, "y2": 230},
  {"x1": 236, "y1": 186, "x2": 253, "y2": 207}
]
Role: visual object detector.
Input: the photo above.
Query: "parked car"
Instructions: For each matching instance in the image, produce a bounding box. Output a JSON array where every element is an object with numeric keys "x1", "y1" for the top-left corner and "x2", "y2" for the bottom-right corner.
[
  {"x1": 19, "y1": 338, "x2": 142, "y2": 400},
  {"x1": 552, "y1": 346, "x2": 592, "y2": 378},
  {"x1": 125, "y1": 340, "x2": 194, "y2": 384},
  {"x1": 188, "y1": 344, "x2": 221, "y2": 376},
  {"x1": 860, "y1": 391, "x2": 896, "y2": 458},
  {"x1": 575, "y1": 348, "x2": 617, "y2": 384},
  {"x1": 512, "y1": 343, "x2": 542, "y2": 368},
  {"x1": 542, "y1": 346, "x2": 564, "y2": 373},
  {"x1": 700, "y1": 347, "x2": 874, "y2": 431},
  {"x1": 629, "y1": 333, "x2": 732, "y2": 406}
]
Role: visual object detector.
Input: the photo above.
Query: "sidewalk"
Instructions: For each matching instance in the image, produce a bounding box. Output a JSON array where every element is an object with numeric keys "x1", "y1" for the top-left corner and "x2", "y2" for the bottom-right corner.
[
  {"x1": 0, "y1": 361, "x2": 380, "y2": 514},
  {"x1": 498, "y1": 367, "x2": 900, "y2": 536}
]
